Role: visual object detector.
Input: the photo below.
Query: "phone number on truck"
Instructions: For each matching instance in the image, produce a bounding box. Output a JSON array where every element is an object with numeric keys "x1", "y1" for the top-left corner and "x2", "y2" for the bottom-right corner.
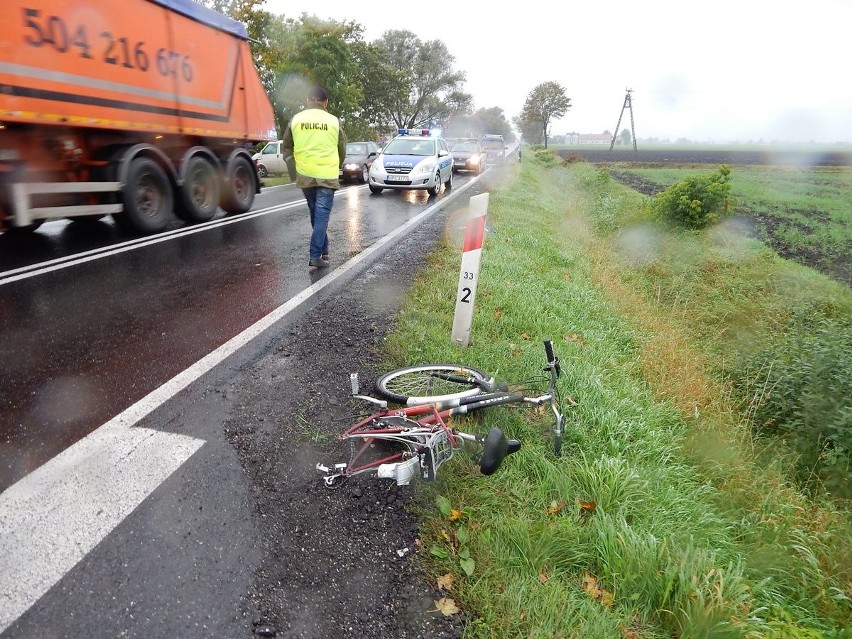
[{"x1": 20, "y1": 8, "x2": 195, "y2": 82}]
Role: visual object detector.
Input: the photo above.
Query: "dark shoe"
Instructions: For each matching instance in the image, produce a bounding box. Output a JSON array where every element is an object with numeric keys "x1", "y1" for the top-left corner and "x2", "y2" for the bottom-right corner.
[
  {"x1": 308, "y1": 257, "x2": 330, "y2": 269},
  {"x1": 321, "y1": 253, "x2": 330, "y2": 261}
]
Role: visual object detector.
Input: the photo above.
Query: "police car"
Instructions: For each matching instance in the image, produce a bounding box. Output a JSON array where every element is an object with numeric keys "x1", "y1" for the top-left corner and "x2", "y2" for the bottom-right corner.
[{"x1": 368, "y1": 129, "x2": 453, "y2": 196}]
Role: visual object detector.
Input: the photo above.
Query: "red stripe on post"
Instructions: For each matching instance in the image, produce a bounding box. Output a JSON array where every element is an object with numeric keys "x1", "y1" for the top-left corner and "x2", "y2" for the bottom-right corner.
[{"x1": 462, "y1": 215, "x2": 486, "y2": 252}]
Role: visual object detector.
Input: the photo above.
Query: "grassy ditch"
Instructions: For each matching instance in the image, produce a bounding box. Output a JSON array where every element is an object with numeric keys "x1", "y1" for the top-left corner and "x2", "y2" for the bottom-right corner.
[
  {"x1": 380, "y1": 153, "x2": 851, "y2": 637},
  {"x1": 607, "y1": 164, "x2": 852, "y2": 286}
]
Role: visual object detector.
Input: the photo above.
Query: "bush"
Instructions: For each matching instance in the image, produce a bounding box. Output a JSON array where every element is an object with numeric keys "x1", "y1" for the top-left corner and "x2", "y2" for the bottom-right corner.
[
  {"x1": 533, "y1": 148, "x2": 559, "y2": 167},
  {"x1": 561, "y1": 153, "x2": 585, "y2": 165},
  {"x1": 735, "y1": 315, "x2": 852, "y2": 498},
  {"x1": 651, "y1": 165, "x2": 736, "y2": 229}
]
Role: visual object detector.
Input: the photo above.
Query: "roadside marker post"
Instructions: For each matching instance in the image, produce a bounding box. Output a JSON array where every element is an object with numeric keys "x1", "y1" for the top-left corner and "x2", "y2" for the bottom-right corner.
[{"x1": 451, "y1": 193, "x2": 489, "y2": 347}]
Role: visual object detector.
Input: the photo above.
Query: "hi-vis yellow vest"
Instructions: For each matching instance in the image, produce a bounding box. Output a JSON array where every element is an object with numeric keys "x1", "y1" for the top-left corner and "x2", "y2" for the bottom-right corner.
[{"x1": 290, "y1": 108, "x2": 340, "y2": 179}]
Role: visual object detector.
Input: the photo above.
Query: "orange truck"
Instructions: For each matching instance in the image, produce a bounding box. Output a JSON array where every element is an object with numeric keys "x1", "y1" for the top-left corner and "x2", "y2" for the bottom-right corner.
[{"x1": 0, "y1": 0, "x2": 276, "y2": 234}]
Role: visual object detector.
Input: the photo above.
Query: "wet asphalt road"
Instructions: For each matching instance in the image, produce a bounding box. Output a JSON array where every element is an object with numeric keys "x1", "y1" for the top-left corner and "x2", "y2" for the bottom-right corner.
[
  {"x1": 0, "y1": 180, "x2": 473, "y2": 491},
  {"x1": 0, "y1": 168, "x2": 496, "y2": 638}
]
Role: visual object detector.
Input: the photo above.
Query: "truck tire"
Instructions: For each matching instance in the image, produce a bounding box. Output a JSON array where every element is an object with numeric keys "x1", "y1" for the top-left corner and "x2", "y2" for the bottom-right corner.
[
  {"x1": 222, "y1": 156, "x2": 256, "y2": 214},
  {"x1": 118, "y1": 157, "x2": 173, "y2": 233},
  {"x1": 177, "y1": 156, "x2": 220, "y2": 223}
]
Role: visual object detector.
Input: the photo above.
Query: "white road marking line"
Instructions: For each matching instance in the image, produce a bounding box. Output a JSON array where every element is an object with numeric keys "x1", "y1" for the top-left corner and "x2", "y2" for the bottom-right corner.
[
  {"x1": 0, "y1": 427, "x2": 203, "y2": 633},
  {"x1": 0, "y1": 177, "x2": 476, "y2": 632},
  {"x1": 0, "y1": 200, "x2": 304, "y2": 286}
]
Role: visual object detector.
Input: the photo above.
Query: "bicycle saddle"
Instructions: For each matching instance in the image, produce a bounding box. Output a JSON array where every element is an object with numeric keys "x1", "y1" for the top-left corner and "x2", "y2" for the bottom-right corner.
[{"x1": 479, "y1": 427, "x2": 522, "y2": 476}]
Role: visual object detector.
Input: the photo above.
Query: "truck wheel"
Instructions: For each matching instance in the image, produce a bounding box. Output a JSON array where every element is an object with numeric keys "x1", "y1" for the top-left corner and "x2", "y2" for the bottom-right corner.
[
  {"x1": 222, "y1": 156, "x2": 256, "y2": 214},
  {"x1": 177, "y1": 156, "x2": 220, "y2": 223},
  {"x1": 119, "y1": 157, "x2": 173, "y2": 233}
]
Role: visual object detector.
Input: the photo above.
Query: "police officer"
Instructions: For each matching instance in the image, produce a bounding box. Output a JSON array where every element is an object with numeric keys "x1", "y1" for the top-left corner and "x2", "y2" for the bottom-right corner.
[{"x1": 282, "y1": 85, "x2": 346, "y2": 269}]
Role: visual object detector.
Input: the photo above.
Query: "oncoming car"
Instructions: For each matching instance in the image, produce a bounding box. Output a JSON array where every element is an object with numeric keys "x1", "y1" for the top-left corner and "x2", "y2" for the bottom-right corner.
[
  {"x1": 368, "y1": 129, "x2": 453, "y2": 196},
  {"x1": 340, "y1": 141, "x2": 380, "y2": 183},
  {"x1": 480, "y1": 134, "x2": 506, "y2": 164},
  {"x1": 450, "y1": 139, "x2": 486, "y2": 174}
]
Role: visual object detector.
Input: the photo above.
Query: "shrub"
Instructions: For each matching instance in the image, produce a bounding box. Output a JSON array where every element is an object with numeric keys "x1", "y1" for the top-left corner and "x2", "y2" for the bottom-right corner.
[
  {"x1": 561, "y1": 153, "x2": 584, "y2": 165},
  {"x1": 651, "y1": 165, "x2": 736, "y2": 229},
  {"x1": 533, "y1": 148, "x2": 559, "y2": 167},
  {"x1": 734, "y1": 315, "x2": 852, "y2": 498}
]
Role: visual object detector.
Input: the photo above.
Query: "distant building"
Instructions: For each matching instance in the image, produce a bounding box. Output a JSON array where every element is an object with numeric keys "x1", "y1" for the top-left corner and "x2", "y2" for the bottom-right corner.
[{"x1": 578, "y1": 134, "x2": 612, "y2": 145}]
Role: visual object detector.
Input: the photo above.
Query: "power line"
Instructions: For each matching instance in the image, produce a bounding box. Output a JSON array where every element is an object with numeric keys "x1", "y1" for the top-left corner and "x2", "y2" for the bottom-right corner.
[{"x1": 610, "y1": 89, "x2": 637, "y2": 152}]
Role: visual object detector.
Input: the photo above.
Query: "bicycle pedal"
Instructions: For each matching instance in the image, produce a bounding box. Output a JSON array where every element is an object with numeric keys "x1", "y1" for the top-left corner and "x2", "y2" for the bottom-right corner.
[{"x1": 316, "y1": 462, "x2": 347, "y2": 473}]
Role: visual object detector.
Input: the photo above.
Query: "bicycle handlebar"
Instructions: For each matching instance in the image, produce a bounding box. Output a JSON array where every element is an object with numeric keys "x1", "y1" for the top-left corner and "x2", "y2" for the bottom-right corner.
[
  {"x1": 544, "y1": 339, "x2": 555, "y2": 362},
  {"x1": 544, "y1": 338, "x2": 561, "y2": 377}
]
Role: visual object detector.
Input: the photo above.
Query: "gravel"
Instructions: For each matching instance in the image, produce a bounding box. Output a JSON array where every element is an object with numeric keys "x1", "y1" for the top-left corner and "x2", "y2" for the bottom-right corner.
[{"x1": 221, "y1": 192, "x2": 481, "y2": 638}]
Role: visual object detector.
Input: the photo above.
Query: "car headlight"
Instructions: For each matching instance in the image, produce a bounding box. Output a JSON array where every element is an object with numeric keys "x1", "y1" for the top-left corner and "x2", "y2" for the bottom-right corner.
[
  {"x1": 469, "y1": 153, "x2": 480, "y2": 162},
  {"x1": 344, "y1": 163, "x2": 359, "y2": 170},
  {"x1": 411, "y1": 160, "x2": 435, "y2": 176},
  {"x1": 371, "y1": 157, "x2": 384, "y2": 172}
]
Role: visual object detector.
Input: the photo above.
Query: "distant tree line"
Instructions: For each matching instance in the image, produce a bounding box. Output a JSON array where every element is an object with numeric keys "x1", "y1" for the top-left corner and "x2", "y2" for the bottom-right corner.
[{"x1": 199, "y1": 0, "x2": 570, "y2": 145}]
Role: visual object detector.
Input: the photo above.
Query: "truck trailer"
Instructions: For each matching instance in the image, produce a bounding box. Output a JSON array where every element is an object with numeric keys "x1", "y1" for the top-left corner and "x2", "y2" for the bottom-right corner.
[{"x1": 0, "y1": 0, "x2": 276, "y2": 234}]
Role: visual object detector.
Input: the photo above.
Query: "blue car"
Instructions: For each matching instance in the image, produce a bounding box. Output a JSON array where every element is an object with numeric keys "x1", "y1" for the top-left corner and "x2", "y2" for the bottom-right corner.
[{"x1": 368, "y1": 129, "x2": 454, "y2": 196}]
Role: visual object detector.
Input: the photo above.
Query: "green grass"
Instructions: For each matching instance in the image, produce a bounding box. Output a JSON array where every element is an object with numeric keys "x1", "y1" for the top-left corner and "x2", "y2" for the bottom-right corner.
[
  {"x1": 259, "y1": 175, "x2": 290, "y2": 187},
  {"x1": 380, "y1": 152, "x2": 851, "y2": 637},
  {"x1": 550, "y1": 142, "x2": 852, "y2": 153},
  {"x1": 608, "y1": 164, "x2": 852, "y2": 284}
]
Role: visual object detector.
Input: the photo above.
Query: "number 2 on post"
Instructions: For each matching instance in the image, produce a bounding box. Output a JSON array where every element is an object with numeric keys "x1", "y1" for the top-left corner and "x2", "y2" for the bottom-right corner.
[{"x1": 451, "y1": 194, "x2": 489, "y2": 347}]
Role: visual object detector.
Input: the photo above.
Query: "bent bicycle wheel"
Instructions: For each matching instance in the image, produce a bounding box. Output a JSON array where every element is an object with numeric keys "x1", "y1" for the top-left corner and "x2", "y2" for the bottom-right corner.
[{"x1": 375, "y1": 364, "x2": 494, "y2": 405}]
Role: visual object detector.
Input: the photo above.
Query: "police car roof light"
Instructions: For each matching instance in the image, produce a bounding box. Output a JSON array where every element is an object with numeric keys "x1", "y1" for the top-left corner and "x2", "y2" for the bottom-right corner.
[{"x1": 398, "y1": 128, "x2": 431, "y2": 137}]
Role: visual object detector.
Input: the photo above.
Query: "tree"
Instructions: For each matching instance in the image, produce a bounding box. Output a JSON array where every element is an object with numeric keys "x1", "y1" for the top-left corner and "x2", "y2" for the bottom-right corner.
[
  {"x1": 517, "y1": 82, "x2": 571, "y2": 149},
  {"x1": 198, "y1": 0, "x2": 263, "y2": 19},
  {"x1": 350, "y1": 41, "x2": 410, "y2": 138},
  {"x1": 196, "y1": 1, "x2": 277, "y2": 98},
  {"x1": 252, "y1": 14, "x2": 366, "y2": 139},
  {"x1": 512, "y1": 114, "x2": 542, "y2": 145},
  {"x1": 196, "y1": 3, "x2": 473, "y2": 142},
  {"x1": 619, "y1": 128, "x2": 632, "y2": 146},
  {"x1": 373, "y1": 30, "x2": 471, "y2": 130},
  {"x1": 287, "y1": 17, "x2": 363, "y2": 124},
  {"x1": 443, "y1": 107, "x2": 512, "y2": 141},
  {"x1": 475, "y1": 107, "x2": 513, "y2": 141}
]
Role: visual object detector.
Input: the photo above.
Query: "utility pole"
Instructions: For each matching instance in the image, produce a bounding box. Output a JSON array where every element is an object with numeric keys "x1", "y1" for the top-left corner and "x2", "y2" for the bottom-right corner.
[{"x1": 610, "y1": 89, "x2": 637, "y2": 152}]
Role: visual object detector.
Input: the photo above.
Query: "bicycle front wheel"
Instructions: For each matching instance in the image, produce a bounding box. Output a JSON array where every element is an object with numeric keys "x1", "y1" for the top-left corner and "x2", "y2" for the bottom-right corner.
[{"x1": 375, "y1": 364, "x2": 494, "y2": 405}]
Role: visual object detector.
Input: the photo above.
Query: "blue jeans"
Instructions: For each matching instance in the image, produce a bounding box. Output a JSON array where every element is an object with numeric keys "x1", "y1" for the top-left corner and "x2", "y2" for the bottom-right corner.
[{"x1": 303, "y1": 186, "x2": 335, "y2": 259}]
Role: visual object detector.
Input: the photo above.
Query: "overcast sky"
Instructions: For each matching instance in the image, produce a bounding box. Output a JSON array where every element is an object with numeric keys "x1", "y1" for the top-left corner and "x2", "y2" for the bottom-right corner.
[{"x1": 261, "y1": 0, "x2": 852, "y2": 144}]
